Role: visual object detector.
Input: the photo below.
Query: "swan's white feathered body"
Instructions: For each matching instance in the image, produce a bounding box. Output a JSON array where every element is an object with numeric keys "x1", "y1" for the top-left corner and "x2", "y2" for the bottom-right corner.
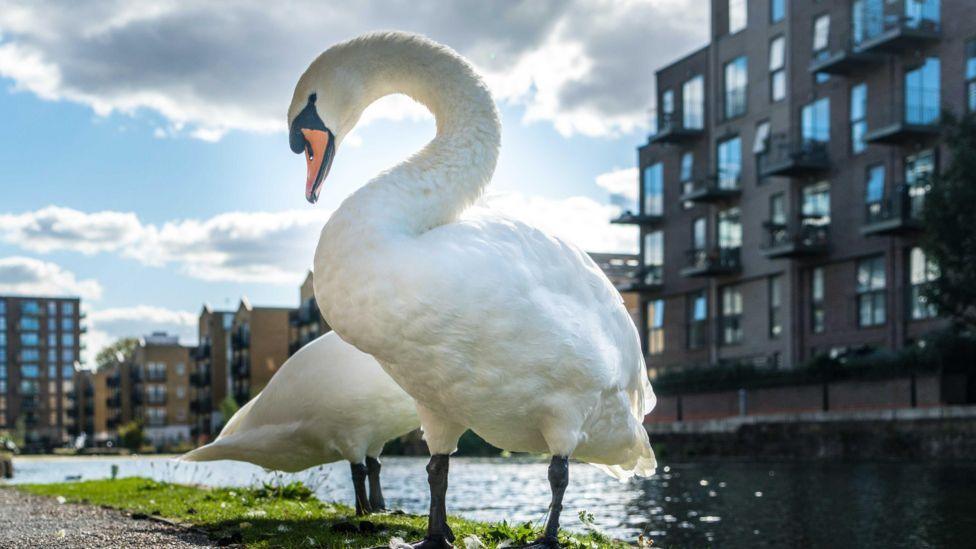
[
  {"x1": 181, "y1": 332, "x2": 419, "y2": 472},
  {"x1": 296, "y1": 32, "x2": 655, "y2": 479}
]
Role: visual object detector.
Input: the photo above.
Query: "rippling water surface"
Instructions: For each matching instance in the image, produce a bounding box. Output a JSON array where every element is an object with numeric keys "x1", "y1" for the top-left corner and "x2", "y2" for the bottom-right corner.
[{"x1": 9, "y1": 456, "x2": 976, "y2": 547}]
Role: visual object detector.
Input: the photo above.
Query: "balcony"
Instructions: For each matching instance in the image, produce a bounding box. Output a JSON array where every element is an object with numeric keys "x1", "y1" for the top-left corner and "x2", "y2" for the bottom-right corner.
[
  {"x1": 679, "y1": 175, "x2": 741, "y2": 204},
  {"x1": 854, "y1": 11, "x2": 941, "y2": 55},
  {"x1": 681, "y1": 247, "x2": 742, "y2": 278},
  {"x1": 615, "y1": 264, "x2": 663, "y2": 293},
  {"x1": 649, "y1": 112, "x2": 705, "y2": 145},
  {"x1": 808, "y1": 40, "x2": 883, "y2": 76},
  {"x1": 190, "y1": 370, "x2": 210, "y2": 387},
  {"x1": 758, "y1": 137, "x2": 830, "y2": 178},
  {"x1": 192, "y1": 342, "x2": 212, "y2": 360},
  {"x1": 190, "y1": 398, "x2": 212, "y2": 414},
  {"x1": 107, "y1": 395, "x2": 121, "y2": 408},
  {"x1": 232, "y1": 356, "x2": 250, "y2": 378},
  {"x1": 106, "y1": 375, "x2": 121, "y2": 388},
  {"x1": 762, "y1": 220, "x2": 830, "y2": 259},
  {"x1": 609, "y1": 210, "x2": 663, "y2": 227},
  {"x1": 231, "y1": 330, "x2": 250, "y2": 349},
  {"x1": 862, "y1": 184, "x2": 925, "y2": 236},
  {"x1": 233, "y1": 387, "x2": 251, "y2": 406},
  {"x1": 289, "y1": 303, "x2": 317, "y2": 326},
  {"x1": 864, "y1": 104, "x2": 940, "y2": 146},
  {"x1": 129, "y1": 368, "x2": 143, "y2": 383}
]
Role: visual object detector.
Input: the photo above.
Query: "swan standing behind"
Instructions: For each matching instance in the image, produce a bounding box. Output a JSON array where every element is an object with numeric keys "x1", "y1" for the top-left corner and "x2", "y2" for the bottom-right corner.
[
  {"x1": 288, "y1": 32, "x2": 655, "y2": 548},
  {"x1": 180, "y1": 332, "x2": 419, "y2": 515}
]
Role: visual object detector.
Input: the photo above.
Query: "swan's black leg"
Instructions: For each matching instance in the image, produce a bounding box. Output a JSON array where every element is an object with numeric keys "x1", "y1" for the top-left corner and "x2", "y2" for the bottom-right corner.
[
  {"x1": 406, "y1": 454, "x2": 454, "y2": 548},
  {"x1": 350, "y1": 461, "x2": 372, "y2": 516},
  {"x1": 366, "y1": 456, "x2": 387, "y2": 511},
  {"x1": 514, "y1": 455, "x2": 569, "y2": 548}
]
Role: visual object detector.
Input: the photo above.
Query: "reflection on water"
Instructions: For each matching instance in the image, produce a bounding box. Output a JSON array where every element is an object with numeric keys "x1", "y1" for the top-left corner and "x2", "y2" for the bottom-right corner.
[{"x1": 8, "y1": 456, "x2": 976, "y2": 547}]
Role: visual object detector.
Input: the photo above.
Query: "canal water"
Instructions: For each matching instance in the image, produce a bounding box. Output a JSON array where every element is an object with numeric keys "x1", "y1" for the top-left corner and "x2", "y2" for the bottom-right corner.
[{"x1": 7, "y1": 456, "x2": 975, "y2": 547}]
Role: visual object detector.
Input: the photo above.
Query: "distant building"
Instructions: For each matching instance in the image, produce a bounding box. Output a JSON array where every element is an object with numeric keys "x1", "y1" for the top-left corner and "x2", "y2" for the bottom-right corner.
[
  {"x1": 289, "y1": 271, "x2": 330, "y2": 355},
  {"x1": 189, "y1": 306, "x2": 234, "y2": 441},
  {"x1": 229, "y1": 299, "x2": 291, "y2": 405},
  {"x1": 588, "y1": 252, "x2": 642, "y2": 327},
  {"x1": 0, "y1": 295, "x2": 83, "y2": 450},
  {"x1": 619, "y1": 0, "x2": 967, "y2": 374},
  {"x1": 69, "y1": 369, "x2": 108, "y2": 445}
]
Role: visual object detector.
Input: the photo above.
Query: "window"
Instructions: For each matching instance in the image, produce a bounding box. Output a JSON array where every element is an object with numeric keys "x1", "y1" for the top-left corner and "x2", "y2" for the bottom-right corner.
[
  {"x1": 802, "y1": 181, "x2": 831, "y2": 224},
  {"x1": 753, "y1": 120, "x2": 770, "y2": 155},
  {"x1": 644, "y1": 231, "x2": 663, "y2": 285},
  {"x1": 909, "y1": 247, "x2": 939, "y2": 320},
  {"x1": 680, "y1": 152, "x2": 695, "y2": 209},
  {"x1": 20, "y1": 333, "x2": 39, "y2": 346},
  {"x1": 811, "y1": 267, "x2": 825, "y2": 333},
  {"x1": 717, "y1": 207, "x2": 742, "y2": 250},
  {"x1": 720, "y1": 286, "x2": 743, "y2": 345},
  {"x1": 176, "y1": 386, "x2": 186, "y2": 399},
  {"x1": 850, "y1": 83, "x2": 867, "y2": 154},
  {"x1": 687, "y1": 291, "x2": 707, "y2": 350},
  {"x1": 147, "y1": 384, "x2": 167, "y2": 404},
  {"x1": 802, "y1": 98, "x2": 830, "y2": 143},
  {"x1": 47, "y1": 349, "x2": 57, "y2": 363},
  {"x1": 813, "y1": 14, "x2": 830, "y2": 52},
  {"x1": 769, "y1": 275, "x2": 783, "y2": 339},
  {"x1": 857, "y1": 255, "x2": 887, "y2": 327},
  {"x1": 865, "y1": 164, "x2": 886, "y2": 218},
  {"x1": 147, "y1": 362, "x2": 166, "y2": 381},
  {"x1": 62, "y1": 349, "x2": 74, "y2": 362},
  {"x1": 905, "y1": 149, "x2": 935, "y2": 218},
  {"x1": 770, "y1": 0, "x2": 785, "y2": 23},
  {"x1": 905, "y1": 58, "x2": 940, "y2": 125},
  {"x1": 48, "y1": 365, "x2": 57, "y2": 378},
  {"x1": 967, "y1": 40, "x2": 976, "y2": 112},
  {"x1": 769, "y1": 36, "x2": 786, "y2": 102},
  {"x1": 61, "y1": 365, "x2": 74, "y2": 379},
  {"x1": 0, "y1": 299, "x2": 5, "y2": 315},
  {"x1": 904, "y1": 0, "x2": 940, "y2": 27},
  {"x1": 646, "y1": 299, "x2": 664, "y2": 355},
  {"x1": 717, "y1": 136, "x2": 742, "y2": 189},
  {"x1": 176, "y1": 362, "x2": 185, "y2": 376},
  {"x1": 62, "y1": 334, "x2": 74, "y2": 346},
  {"x1": 728, "y1": 0, "x2": 746, "y2": 34},
  {"x1": 20, "y1": 301, "x2": 40, "y2": 315},
  {"x1": 692, "y1": 217, "x2": 706, "y2": 251},
  {"x1": 62, "y1": 318, "x2": 74, "y2": 330},
  {"x1": 724, "y1": 56, "x2": 748, "y2": 119},
  {"x1": 770, "y1": 193, "x2": 786, "y2": 226},
  {"x1": 20, "y1": 349, "x2": 39, "y2": 362},
  {"x1": 19, "y1": 317, "x2": 39, "y2": 331},
  {"x1": 683, "y1": 75, "x2": 704, "y2": 130},
  {"x1": 20, "y1": 364, "x2": 39, "y2": 378},
  {"x1": 62, "y1": 302, "x2": 74, "y2": 315},
  {"x1": 643, "y1": 163, "x2": 663, "y2": 216}
]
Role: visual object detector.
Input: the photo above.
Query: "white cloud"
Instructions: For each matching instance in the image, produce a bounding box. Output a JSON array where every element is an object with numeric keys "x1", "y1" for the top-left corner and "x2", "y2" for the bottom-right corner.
[
  {"x1": 0, "y1": 256, "x2": 102, "y2": 299},
  {"x1": 595, "y1": 167, "x2": 639, "y2": 211},
  {"x1": 0, "y1": 206, "x2": 143, "y2": 254},
  {"x1": 87, "y1": 305, "x2": 196, "y2": 327},
  {"x1": 483, "y1": 191, "x2": 637, "y2": 253},
  {"x1": 0, "y1": 0, "x2": 707, "y2": 139}
]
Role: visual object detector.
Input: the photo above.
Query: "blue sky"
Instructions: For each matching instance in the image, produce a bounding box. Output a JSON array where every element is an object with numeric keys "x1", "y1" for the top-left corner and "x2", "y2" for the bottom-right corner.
[{"x1": 0, "y1": 0, "x2": 706, "y2": 360}]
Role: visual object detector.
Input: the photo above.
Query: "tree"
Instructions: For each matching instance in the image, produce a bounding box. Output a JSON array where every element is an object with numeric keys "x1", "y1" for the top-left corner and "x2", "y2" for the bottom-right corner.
[
  {"x1": 118, "y1": 420, "x2": 144, "y2": 452},
  {"x1": 95, "y1": 337, "x2": 139, "y2": 372},
  {"x1": 218, "y1": 395, "x2": 240, "y2": 427},
  {"x1": 921, "y1": 112, "x2": 976, "y2": 330}
]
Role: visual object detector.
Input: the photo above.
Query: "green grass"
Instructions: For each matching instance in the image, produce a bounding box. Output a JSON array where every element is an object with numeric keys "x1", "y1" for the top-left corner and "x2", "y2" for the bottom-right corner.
[{"x1": 16, "y1": 478, "x2": 630, "y2": 548}]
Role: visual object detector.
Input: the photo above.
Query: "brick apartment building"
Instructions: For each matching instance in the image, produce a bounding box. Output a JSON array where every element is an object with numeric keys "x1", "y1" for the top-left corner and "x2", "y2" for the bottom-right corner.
[
  {"x1": 289, "y1": 271, "x2": 330, "y2": 355},
  {"x1": 618, "y1": 0, "x2": 972, "y2": 374},
  {"x1": 229, "y1": 298, "x2": 291, "y2": 406},
  {"x1": 189, "y1": 305, "x2": 234, "y2": 439},
  {"x1": 0, "y1": 295, "x2": 83, "y2": 449}
]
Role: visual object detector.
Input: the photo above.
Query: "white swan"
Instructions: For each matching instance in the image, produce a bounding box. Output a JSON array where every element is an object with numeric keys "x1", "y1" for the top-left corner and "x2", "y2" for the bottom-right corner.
[
  {"x1": 289, "y1": 32, "x2": 655, "y2": 547},
  {"x1": 180, "y1": 331, "x2": 419, "y2": 515}
]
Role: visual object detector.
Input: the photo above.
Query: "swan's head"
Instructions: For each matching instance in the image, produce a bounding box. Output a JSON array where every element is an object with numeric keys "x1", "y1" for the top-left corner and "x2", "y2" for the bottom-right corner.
[{"x1": 288, "y1": 43, "x2": 370, "y2": 204}]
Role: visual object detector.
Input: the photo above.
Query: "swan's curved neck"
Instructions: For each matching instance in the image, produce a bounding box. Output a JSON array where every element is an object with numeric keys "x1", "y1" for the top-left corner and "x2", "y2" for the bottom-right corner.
[{"x1": 339, "y1": 38, "x2": 501, "y2": 235}]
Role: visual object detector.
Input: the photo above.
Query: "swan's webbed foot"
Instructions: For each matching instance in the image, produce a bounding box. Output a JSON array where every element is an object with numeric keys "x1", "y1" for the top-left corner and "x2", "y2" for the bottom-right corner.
[
  {"x1": 350, "y1": 461, "x2": 373, "y2": 516},
  {"x1": 511, "y1": 535, "x2": 561, "y2": 548},
  {"x1": 366, "y1": 456, "x2": 387, "y2": 512},
  {"x1": 401, "y1": 534, "x2": 454, "y2": 548}
]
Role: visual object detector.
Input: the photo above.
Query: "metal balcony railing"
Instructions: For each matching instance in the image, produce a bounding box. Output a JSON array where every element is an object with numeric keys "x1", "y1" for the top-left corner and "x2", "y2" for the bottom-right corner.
[
  {"x1": 758, "y1": 135, "x2": 830, "y2": 178},
  {"x1": 762, "y1": 219, "x2": 830, "y2": 258},
  {"x1": 862, "y1": 183, "x2": 926, "y2": 235},
  {"x1": 681, "y1": 247, "x2": 742, "y2": 277}
]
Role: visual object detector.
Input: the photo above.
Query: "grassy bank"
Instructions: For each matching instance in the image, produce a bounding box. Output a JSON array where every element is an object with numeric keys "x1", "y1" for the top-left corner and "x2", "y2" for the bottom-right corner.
[{"x1": 16, "y1": 478, "x2": 629, "y2": 548}]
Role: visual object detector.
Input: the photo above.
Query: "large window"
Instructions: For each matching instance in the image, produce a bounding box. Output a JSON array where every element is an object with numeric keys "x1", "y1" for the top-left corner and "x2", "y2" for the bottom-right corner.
[
  {"x1": 717, "y1": 207, "x2": 742, "y2": 250},
  {"x1": 865, "y1": 164, "x2": 886, "y2": 218},
  {"x1": 802, "y1": 98, "x2": 830, "y2": 143},
  {"x1": 717, "y1": 136, "x2": 742, "y2": 189},
  {"x1": 724, "y1": 56, "x2": 748, "y2": 119},
  {"x1": 850, "y1": 83, "x2": 867, "y2": 154},
  {"x1": 908, "y1": 247, "x2": 939, "y2": 320},
  {"x1": 643, "y1": 163, "x2": 663, "y2": 216},
  {"x1": 802, "y1": 181, "x2": 831, "y2": 224},
  {"x1": 857, "y1": 255, "x2": 887, "y2": 327},
  {"x1": 905, "y1": 58, "x2": 940, "y2": 125},
  {"x1": 769, "y1": 275, "x2": 783, "y2": 339},
  {"x1": 681, "y1": 152, "x2": 694, "y2": 210},
  {"x1": 904, "y1": 0, "x2": 940, "y2": 27},
  {"x1": 728, "y1": 0, "x2": 747, "y2": 34},
  {"x1": 646, "y1": 299, "x2": 665, "y2": 355},
  {"x1": 770, "y1": 193, "x2": 786, "y2": 225},
  {"x1": 813, "y1": 14, "x2": 830, "y2": 53},
  {"x1": 770, "y1": 0, "x2": 785, "y2": 23},
  {"x1": 720, "y1": 285, "x2": 743, "y2": 345},
  {"x1": 905, "y1": 149, "x2": 935, "y2": 218},
  {"x1": 754, "y1": 120, "x2": 771, "y2": 157},
  {"x1": 692, "y1": 217, "x2": 706, "y2": 251},
  {"x1": 769, "y1": 36, "x2": 786, "y2": 102},
  {"x1": 967, "y1": 40, "x2": 976, "y2": 112},
  {"x1": 644, "y1": 231, "x2": 663, "y2": 285},
  {"x1": 811, "y1": 267, "x2": 825, "y2": 334},
  {"x1": 687, "y1": 291, "x2": 707, "y2": 350},
  {"x1": 661, "y1": 89, "x2": 674, "y2": 119},
  {"x1": 683, "y1": 75, "x2": 704, "y2": 130}
]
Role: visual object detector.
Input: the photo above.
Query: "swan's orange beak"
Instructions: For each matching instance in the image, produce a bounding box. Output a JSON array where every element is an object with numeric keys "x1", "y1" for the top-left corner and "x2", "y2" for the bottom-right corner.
[{"x1": 302, "y1": 128, "x2": 333, "y2": 204}]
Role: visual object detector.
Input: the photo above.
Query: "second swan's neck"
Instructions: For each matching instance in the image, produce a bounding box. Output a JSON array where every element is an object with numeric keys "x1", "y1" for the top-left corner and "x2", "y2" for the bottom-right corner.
[{"x1": 333, "y1": 34, "x2": 501, "y2": 236}]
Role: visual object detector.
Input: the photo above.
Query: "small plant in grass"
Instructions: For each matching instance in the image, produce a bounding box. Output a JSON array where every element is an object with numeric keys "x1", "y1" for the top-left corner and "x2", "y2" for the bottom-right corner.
[{"x1": 253, "y1": 480, "x2": 315, "y2": 501}]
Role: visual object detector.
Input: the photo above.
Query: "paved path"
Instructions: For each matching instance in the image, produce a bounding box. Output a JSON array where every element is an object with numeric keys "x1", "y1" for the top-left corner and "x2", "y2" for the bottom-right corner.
[{"x1": 0, "y1": 487, "x2": 218, "y2": 548}]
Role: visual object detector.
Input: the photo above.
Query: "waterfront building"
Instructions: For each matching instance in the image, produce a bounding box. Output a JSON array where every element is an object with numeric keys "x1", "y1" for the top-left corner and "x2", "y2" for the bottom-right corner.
[
  {"x1": 189, "y1": 306, "x2": 234, "y2": 440},
  {"x1": 0, "y1": 295, "x2": 83, "y2": 450},
  {"x1": 68, "y1": 368, "x2": 108, "y2": 445},
  {"x1": 229, "y1": 298, "x2": 291, "y2": 405},
  {"x1": 620, "y1": 0, "x2": 970, "y2": 374},
  {"x1": 288, "y1": 271, "x2": 330, "y2": 355}
]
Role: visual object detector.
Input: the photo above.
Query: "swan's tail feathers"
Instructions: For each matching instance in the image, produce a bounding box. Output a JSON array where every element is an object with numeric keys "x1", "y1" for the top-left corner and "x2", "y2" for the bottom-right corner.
[
  {"x1": 588, "y1": 421, "x2": 657, "y2": 481},
  {"x1": 179, "y1": 440, "x2": 232, "y2": 463}
]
